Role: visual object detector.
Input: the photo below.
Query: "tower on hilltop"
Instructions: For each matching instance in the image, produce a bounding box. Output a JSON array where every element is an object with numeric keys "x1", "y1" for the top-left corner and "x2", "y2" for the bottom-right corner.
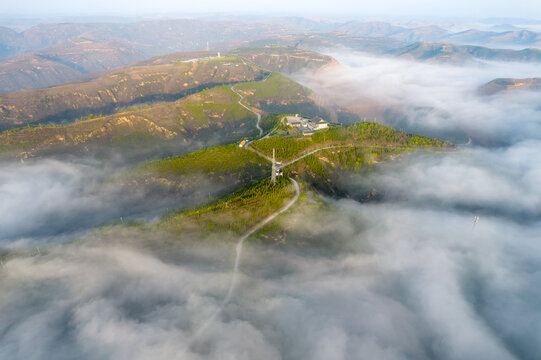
[{"x1": 271, "y1": 148, "x2": 276, "y2": 185}]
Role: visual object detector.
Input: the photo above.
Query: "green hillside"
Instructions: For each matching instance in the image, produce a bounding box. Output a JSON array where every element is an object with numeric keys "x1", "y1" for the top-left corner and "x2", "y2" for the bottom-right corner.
[
  {"x1": 136, "y1": 144, "x2": 268, "y2": 177},
  {"x1": 251, "y1": 122, "x2": 450, "y2": 161},
  {"x1": 126, "y1": 143, "x2": 270, "y2": 192},
  {"x1": 236, "y1": 72, "x2": 311, "y2": 102},
  {"x1": 233, "y1": 73, "x2": 325, "y2": 117},
  {"x1": 161, "y1": 177, "x2": 294, "y2": 236}
]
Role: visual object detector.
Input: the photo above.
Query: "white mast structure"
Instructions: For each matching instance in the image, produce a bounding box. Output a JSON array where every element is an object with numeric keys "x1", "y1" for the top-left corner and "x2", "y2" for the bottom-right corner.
[{"x1": 271, "y1": 148, "x2": 276, "y2": 184}]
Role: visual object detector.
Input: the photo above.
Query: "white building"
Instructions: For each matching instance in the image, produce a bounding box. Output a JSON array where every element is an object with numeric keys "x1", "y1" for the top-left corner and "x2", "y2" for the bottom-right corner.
[
  {"x1": 285, "y1": 115, "x2": 305, "y2": 127},
  {"x1": 311, "y1": 117, "x2": 329, "y2": 130},
  {"x1": 284, "y1": 114, "x2": 329, "y2": 135}
]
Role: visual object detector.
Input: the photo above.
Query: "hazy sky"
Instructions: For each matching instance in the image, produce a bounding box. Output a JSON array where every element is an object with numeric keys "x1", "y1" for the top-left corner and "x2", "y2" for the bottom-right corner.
[{"x1": 3, "y1": 0, "x2": 540, "y2": 19}]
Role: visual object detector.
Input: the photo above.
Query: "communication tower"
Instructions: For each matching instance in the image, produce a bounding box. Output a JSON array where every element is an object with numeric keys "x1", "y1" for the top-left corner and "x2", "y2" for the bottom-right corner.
[{"x1": 271, "y1": 148, "x2": 276, "y2": 184}]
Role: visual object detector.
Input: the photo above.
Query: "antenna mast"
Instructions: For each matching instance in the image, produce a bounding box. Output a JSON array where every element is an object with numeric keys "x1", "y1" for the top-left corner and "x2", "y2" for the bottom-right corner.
[{"x1": 271, "y1": 148, "x2": 276, "y2": 184}]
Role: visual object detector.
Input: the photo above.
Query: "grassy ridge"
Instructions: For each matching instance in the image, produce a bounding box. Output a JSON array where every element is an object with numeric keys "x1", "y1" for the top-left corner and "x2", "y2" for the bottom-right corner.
[
  {"x1": 235, "y1": 73, "x2": 327, "y2": 119},
  {"x1": 252, "y1": 122, "x2": 450, "y2": 161},
  {"x1": 161, "y1": 177, "x2": 293, "y2": 235},
  {"x1": 236, "y1": 72, "x2": 312, "y2": 102},
  {"x1": 180, "y1": 86, "x2": 252, "y2": 124},
  {"x1": 135, "y1": 143, "x2": 269, "y2": 178}
]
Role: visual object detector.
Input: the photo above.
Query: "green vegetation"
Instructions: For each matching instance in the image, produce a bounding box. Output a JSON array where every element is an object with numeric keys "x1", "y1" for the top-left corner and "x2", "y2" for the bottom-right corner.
[
  {"x1": 285, "y1": 146, "x2": 404, "y2": 196},
  {"x1": 108, "y1": 132, "x2": 159, "y2": 150},
  {"x1": 116, "y1": 104, "x2": 151, "y2": 113},
  {"x1": 135, "y1": 144, "x2": 269, "y2": 179},
  {"x1": 183, "y1": 102, "x2": 252, "y2": 125},
  {"x1": 298, "y1": 147, "x2": 398, "y2": 174},
  {"x1": 178, "y1": 85, "x2": 254, "y2": 125},
  {"x1": 259, "y1": 113, "x2": 284, "y2": 133},
  {"x1": 252, "y1": 122, "x2": 449, "y2": 161},
  {"x1": 236, "y1": 73, "x2": 311, "y2": 100},
  {"x1": 1, "y1": 123, "x2": 67, "y2": 135},
  {"x1": 161, "y1": 177, "x2": 294, "y2": 235},
  {"x1": 301, "y1": 154, "x2": 329, "y2": 178},
  {"x1": 79, "y1": 113, "x2": 102, "y2": 121},
  {"x1": 233, "y1": 73, "x2": 325, "y2": 119}
]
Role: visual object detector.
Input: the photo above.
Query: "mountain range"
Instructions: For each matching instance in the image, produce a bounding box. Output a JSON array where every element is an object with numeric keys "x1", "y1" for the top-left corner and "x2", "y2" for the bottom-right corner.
[{"x1": 1, "y1": 18, "x2": 540, "y2": 93}]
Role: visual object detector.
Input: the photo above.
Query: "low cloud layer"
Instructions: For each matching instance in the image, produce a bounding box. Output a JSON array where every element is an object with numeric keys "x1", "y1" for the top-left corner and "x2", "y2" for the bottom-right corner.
[
  {"x1": 0, "y1": 158, "x2": 220, "y2": 246},
  {"x1": 297, "y1": 52, "x2": 541, "y2": 145},
  {"x1": 1, "y1": 195, "x2": 539, "y2": 359},
  {"x1": 340, "y1": 141, "x2": 541, "y2": 223}
]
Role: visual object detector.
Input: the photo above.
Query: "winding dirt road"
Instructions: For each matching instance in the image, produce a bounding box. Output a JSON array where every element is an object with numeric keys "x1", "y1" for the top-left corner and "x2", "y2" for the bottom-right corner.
[
  {"x1": 180, "y1": 178, "x2": 300, "y2": 356},
  {"x1": 230, "y1": 84, "x2": 263, "y2": 137},
  {"x1": 230, "y1": 72, "x2": 271, "y2": 138}
]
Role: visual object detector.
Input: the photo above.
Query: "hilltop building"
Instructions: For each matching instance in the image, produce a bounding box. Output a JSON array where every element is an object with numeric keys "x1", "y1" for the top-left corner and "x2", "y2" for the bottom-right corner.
[
  {"x1": 284, "y1": 114, "x2": 329, "y2": 136},
  {"x1": 311, "y1": 116, "x2": 329, "y2": 130}
]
